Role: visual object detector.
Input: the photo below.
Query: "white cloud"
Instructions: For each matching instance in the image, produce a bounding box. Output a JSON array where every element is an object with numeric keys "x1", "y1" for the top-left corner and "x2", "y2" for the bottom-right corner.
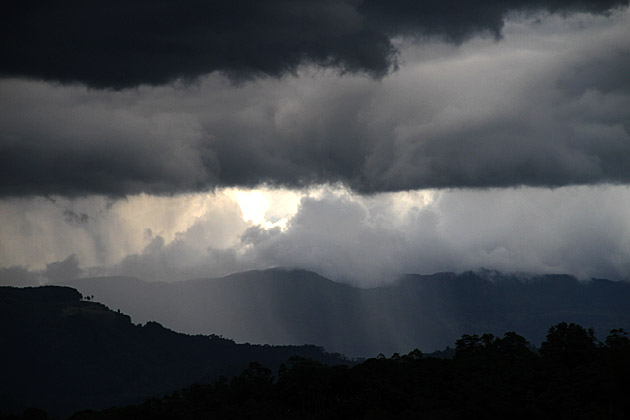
[{"x1": 2, "y1": 185, "x2": 630, "y2": 286}]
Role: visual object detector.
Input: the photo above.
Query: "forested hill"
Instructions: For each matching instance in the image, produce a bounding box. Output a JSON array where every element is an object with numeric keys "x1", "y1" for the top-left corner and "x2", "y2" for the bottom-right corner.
[
  {"x1": 0, "y1": 286, "x2": 348, "y2": 418},
  {"x1": 5, "y1": 322, "x2": 630, "y2": 420},
  {"x1": 65, "y1": 268, "x2": 630, "y2": 357}
]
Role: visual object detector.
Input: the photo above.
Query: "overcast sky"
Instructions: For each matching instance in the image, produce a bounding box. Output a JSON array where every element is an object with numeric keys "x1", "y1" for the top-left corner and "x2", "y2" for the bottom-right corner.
[{"x1": 1, "y1": 1, "x2": 629, "y2": 286}]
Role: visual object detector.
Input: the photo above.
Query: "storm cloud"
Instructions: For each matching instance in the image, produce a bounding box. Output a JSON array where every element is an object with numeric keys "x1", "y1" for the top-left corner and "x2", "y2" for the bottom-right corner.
[
  {"x1": 1, "y1": 8, "x2": 629, "y2": 196},
  {"x1": 1, "y1": 2, "x2": 628, "y2": 349},
  {"x1": 2, "y1": 0, "x2": 625, "y2": 89}
]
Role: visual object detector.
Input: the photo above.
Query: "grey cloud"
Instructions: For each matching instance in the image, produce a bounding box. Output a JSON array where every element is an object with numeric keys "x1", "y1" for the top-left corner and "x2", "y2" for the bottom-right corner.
[
  {"x1": 0, "y1": 83, "x2": 218, "y2": 196},
  {"x1": 557, "y1": 50, "x2": 630, "y2": 95},
  {"x1": 63, "y1": 209, "x2": 90, "y2": 226},
  {"x1": 1, "y1": 1, "x2": 626, "y2": 89},
  {"x1": 359, "y1": 0, "x2": 628, "y2": 41},
  {"x1": 43, "y1": 254, "x2": 82, "y2": 283},
  {"x1": 0, "y1": 10, "x2": 629, "y2": 197},
  {"x1": 116, "y1": 238, "x2": 244, "y2": 282},
  {"x1": 0, "y1": 192, "x2": 250, "y2": 271},
  {"x1": 0, "y1": 266, "x2": 41, "y2": 287},
  {"x1": 241, "y1": 225, "x2": 282, "y2": 246},
  {"x1": 113, "y1": 198, "x2": 250, "y2": 280},
  {"x1": 0, "y1": 255, "x2": 82, "y2": 286}
]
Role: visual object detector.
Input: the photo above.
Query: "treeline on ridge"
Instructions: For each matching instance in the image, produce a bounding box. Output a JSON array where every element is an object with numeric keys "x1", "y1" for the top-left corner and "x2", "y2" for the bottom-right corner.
[{"x1": 6, "y1": 322, "x2": 629, "y2": 420}]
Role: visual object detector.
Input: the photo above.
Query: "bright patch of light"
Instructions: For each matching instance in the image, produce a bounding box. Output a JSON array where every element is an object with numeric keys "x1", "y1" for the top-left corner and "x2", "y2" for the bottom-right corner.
[
  {"x1": 231, "y1": 190, "x2": 270, "y2": 225},
  {"x1": 228, "y1": 187, "x2": 304, "y2": 230}
]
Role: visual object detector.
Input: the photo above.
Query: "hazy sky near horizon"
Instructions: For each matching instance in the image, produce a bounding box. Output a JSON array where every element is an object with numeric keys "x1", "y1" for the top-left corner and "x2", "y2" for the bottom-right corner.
[{"x1": 1, "y1": 1, "x2": 629, "y2": 286}]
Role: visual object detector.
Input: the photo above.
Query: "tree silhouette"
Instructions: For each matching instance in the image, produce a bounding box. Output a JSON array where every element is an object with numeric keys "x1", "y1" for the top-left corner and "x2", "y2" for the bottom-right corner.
[
  {"x1": 539, "y1": 322, "x2": 597, "y2": 368},
  {"x1": 605, "y1": 328, "x2": 630, "y2": 349}
]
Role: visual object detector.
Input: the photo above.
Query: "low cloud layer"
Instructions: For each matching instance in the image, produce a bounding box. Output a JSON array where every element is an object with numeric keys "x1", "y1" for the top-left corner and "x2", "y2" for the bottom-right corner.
[
  {"x1": 0, "y1": 254, "x2": 81, "y2": 286},
  {"x1": 112, "y1": 186, "x2": 630, "y2": 286},
  {"x1": 2, "y1": 1, "x2": 625, "y2": 89},
  {"x1": 1, "y1": 10, "x2": 629, "y2": 196},
  {"x1": 2, "y1": 185, "x2": 628, "y2": 287}
]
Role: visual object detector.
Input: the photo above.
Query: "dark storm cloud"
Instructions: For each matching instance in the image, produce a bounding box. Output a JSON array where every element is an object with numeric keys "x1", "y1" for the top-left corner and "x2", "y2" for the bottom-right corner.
[
  {"x1": 1, "y1": 0, "x2": 390, "y2": 89},
  {"x1": 1, "y1": 0, "x2": 626, "y2": 89},
  {"x1": 359, "y1": 0, "x2": 626, "y2": 41},
  {"x1": 0, "y1": 81, "x2": 219, "y2": 197},
  {"x1": 0, "y1": 8, "x2": 629, "y2": 197}
]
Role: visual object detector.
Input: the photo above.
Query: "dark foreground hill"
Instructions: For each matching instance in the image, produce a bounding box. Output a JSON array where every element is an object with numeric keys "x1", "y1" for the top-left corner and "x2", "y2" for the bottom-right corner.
[
  {"x1": 0, "y1": 286, "x2": 347, "y2": 417},
  {"x1": 7, "y1": 322, "x2": 630, "y2": 420},
  {"x1": 66, "y1": 269, "x2": 630, "y2": 357}
]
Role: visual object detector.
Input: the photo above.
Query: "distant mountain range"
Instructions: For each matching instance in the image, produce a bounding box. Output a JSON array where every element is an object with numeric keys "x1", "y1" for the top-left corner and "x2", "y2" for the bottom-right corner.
[
  {"x1": 0, "y1": 285, "x2": 347, "y2": 417},
  {"x1": 64, "y1": 268, "x2": 630, "y2": 358}
]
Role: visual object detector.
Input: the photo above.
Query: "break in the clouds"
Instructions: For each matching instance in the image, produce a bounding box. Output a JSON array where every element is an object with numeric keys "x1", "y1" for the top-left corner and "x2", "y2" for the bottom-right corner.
[
  {"x1": 2, "y1": 1, "x2": 625, "y2": 89},
  {"x1": 111, "y1": 186, "x2": 630, "y2": 285},
  {"x1": 1, "y1": 185, "x2": 629, "y2": 287},
  {"x1": 1, "y1": 8, "x2": 629, "y2": 196}
]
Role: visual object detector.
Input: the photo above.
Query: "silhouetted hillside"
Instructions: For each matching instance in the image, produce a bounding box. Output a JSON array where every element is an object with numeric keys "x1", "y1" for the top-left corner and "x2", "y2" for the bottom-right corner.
[
  {"x1": 65, "y1": 269, "x2": 630, "y2": 357},
  {"x1": 7, "y1": 322, "x2": 630, "y2": 420},
  {"x1": 0, "y1": 286, "x2": 348, "y2": 417}
]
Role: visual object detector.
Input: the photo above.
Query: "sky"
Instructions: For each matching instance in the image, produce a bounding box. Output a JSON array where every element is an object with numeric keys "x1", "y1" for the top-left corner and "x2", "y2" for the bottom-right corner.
[{"x1": 1, "y1": 0, "x2": 629, "y2": 287}]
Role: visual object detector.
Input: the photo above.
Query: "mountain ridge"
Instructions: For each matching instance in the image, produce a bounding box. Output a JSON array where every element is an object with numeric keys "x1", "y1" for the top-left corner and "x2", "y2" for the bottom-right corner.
[{"x1": 63, "y1": 268, "x2": 630, "y2": 358}]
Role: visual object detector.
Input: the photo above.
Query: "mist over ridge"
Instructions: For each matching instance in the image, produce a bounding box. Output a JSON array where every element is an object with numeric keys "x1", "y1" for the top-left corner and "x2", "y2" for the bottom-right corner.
[{"x1": 63, "y1": 267, "x2": 630, "y2": 358}]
